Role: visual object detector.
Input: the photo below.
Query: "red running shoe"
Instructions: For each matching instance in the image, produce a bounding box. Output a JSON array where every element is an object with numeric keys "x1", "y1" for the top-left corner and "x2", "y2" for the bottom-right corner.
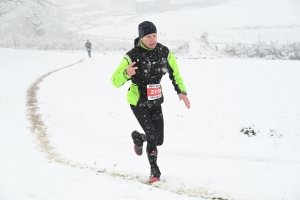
[{"x1": 148, "y1": 177, "x2": 159, "y2": 183}]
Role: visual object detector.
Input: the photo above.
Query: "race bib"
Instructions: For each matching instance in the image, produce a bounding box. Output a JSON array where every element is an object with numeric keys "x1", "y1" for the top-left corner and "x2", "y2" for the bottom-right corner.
[{"x1": 147, "y1": 84, "x2": 162, "y2": 100}]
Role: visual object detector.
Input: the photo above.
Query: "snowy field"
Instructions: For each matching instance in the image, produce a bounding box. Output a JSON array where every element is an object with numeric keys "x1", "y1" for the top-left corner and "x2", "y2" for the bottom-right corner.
[
  {"x1": 82, "y1": 0, "x2": 300, "y2": 45},
  {"x1": 1, "y1": 47, "x2": 300, "y2": 200}
]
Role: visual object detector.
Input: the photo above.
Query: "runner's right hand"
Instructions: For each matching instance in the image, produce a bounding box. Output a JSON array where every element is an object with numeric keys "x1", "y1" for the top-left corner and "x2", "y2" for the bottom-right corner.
[{"x1": 126, "y1": 62, "x2": 138, "y2": 76}]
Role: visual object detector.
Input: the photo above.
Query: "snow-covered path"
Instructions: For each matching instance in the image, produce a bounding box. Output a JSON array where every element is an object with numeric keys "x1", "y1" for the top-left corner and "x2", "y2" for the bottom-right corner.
[{"x1": 0, "y1": 49, "x2": 200, "y2": 200}]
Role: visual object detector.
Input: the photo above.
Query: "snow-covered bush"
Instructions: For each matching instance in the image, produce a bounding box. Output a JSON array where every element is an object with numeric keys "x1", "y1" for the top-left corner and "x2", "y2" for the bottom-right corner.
[
  {"x1": 223, "y1": 43, "x2": 247, "y2": 57},
  {"x1": 200, "y1": 31, "x2": 209, "y2": 45},
  {"x1": 281, "y1": 42, "x2": 300, "y2": 60},
  {"x1": 240, "y1": 127, "x2": 257, "y2": 137},
  {"x1": 170, "y1": 41, "x2": 189, "y2": 55},
  {"x1": 223, "y1": 41, "x2": 300, "y2": 60},
  {"x1": 247, "y1": 42, "x2": 271, "y2": 58}
]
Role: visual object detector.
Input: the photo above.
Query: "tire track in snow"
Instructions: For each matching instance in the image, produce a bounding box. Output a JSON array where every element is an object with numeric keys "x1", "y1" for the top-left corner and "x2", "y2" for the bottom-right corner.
[{"x1": 26, "y1": 59, "x2": 231, "y2": 200}]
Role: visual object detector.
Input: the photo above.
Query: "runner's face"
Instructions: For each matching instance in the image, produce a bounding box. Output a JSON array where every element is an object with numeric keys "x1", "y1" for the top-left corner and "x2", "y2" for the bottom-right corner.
[{"x1": 141, "y1": 33, "x2": 157, "y2": 49}]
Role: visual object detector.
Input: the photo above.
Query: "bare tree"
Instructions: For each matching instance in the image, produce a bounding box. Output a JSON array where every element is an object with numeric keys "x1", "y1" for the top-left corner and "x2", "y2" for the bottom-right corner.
[{"x1": 0, "y1": 0, "x2": 57, "y2": 16}]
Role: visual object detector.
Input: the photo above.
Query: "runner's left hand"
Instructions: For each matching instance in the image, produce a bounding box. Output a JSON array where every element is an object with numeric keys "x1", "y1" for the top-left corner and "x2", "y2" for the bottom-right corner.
[{"x1": 179, "y1": 93, "x2": 190, "y2": 109}]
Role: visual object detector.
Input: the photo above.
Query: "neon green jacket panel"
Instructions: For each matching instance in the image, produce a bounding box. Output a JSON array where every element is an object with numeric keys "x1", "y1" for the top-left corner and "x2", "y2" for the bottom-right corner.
[
  {"x1": 127, "y1": 83, "x2": 140, "y2": 106},
  {"x1": 168, "y1": 52, "x2": 187, "y2": 94},
  {"x1": 111, "y1": 56, "x2": 131, "y2": 88},
  {"x1": 111, "y1": 55, "x2": 140, "y2": 106}
]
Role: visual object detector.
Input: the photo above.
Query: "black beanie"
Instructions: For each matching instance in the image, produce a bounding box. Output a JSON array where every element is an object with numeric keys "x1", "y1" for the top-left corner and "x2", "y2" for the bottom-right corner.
[{"x1": 138, "y1": 21, "x2": 157, "y2": 39}]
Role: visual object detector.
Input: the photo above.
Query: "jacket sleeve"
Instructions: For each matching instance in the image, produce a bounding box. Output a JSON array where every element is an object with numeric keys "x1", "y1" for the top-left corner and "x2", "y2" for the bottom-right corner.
[
  {"x1": 167, "y1": 52, "x2": 187, "y2": 95},
  {"x1": 111, "y1": 55, "x2": 131, "y2": 88}
]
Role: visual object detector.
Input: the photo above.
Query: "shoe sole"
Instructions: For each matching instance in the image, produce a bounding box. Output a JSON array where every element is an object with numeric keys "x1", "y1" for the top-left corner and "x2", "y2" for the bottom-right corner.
[{"x1": 134, "y1": 144, "x2": 143, "y2": 156}]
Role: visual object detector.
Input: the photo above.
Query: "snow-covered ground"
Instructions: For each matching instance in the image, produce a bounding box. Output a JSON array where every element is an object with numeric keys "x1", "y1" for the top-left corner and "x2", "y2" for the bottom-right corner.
[{"x1": 1, "y1": 47, "x2": 300, "y2": 200}]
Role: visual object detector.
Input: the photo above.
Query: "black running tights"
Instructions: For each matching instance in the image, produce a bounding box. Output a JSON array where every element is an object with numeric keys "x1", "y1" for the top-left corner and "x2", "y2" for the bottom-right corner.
[{"x1": 130, "y1": 104, "x2": 164, "y2": 166}]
